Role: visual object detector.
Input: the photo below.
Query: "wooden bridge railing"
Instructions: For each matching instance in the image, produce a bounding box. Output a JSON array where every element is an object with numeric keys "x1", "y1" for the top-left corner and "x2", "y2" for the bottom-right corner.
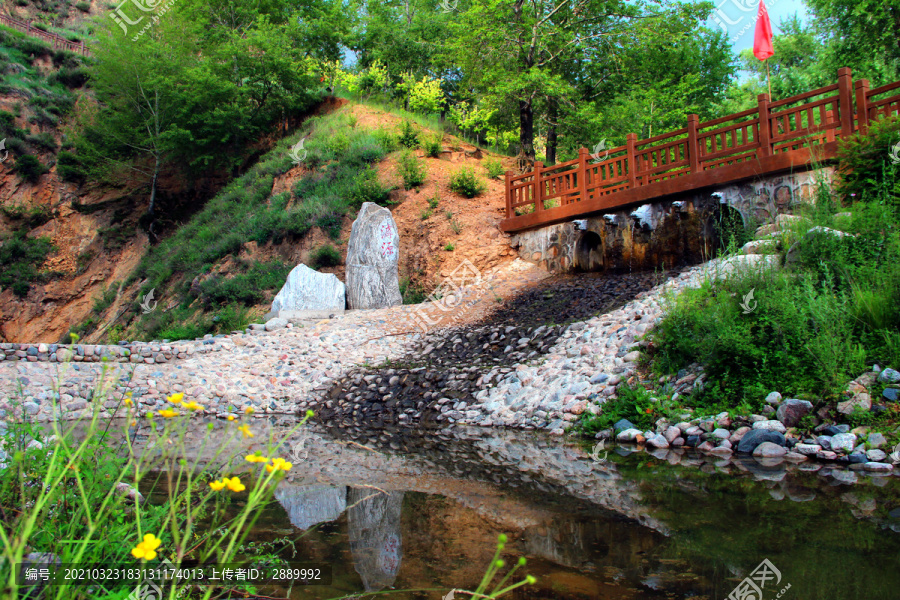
[
  {"x1": 502, "y1": 67, "x2": 900, "y2": 233},
  {"x1": 0, "y1": 14, "x2": 90, "y2": 56}
]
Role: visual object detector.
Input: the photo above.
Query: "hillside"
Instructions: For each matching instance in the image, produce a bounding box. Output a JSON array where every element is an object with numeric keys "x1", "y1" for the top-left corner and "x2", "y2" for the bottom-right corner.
[{"x1": 0, "y1": 82, "x2": 518, "y2": 343}]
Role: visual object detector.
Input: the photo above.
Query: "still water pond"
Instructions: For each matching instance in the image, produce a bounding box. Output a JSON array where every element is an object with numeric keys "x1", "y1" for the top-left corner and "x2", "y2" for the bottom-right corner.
[{"x1": 150, "y1": 421, "x2": 900, "y2": 600}]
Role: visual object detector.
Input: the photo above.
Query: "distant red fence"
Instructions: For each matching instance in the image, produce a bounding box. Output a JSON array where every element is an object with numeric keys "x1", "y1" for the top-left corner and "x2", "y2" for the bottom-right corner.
[
  {"x1": 0, "y1": 14, "x2": 90, "y2": 56},
  {"x1": 502, "y1": 67, "x2": 900, "y2": 233}
]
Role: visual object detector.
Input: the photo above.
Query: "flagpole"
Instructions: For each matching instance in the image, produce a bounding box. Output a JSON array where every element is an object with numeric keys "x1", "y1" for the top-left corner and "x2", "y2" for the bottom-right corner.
[{"x1": 765, "y1": 59, "x2": 772, "y2": 99}]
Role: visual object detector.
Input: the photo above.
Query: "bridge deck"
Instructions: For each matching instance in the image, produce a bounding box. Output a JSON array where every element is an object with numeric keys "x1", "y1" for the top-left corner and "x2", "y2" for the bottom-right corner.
[{"x1": 501, "y1": 68, "x2": 900, "y2": 233}]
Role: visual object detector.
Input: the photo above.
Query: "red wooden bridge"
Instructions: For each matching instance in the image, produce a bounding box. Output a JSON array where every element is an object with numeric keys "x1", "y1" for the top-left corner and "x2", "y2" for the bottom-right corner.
[
  {"x1": 502, "y1": 68, "x2": 900, "y2": 233},
  {"x1": 0, "y1": 14, "x2": 90, "y2": 56}
]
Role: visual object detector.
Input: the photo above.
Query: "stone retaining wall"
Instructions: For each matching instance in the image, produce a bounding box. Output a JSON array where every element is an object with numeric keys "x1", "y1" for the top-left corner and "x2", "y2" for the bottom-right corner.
[{"x1": 0, "y1": 337, "x2": 228, "y2": 365}]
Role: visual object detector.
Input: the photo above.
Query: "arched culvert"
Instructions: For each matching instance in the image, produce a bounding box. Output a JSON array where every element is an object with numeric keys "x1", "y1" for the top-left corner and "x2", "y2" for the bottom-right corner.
[
  {"x1": 710, "y1": 203, "x2": 749, "y2": 253},
  {"x1": 574, "y1": 231, "x2": 604, "y2": 271}
]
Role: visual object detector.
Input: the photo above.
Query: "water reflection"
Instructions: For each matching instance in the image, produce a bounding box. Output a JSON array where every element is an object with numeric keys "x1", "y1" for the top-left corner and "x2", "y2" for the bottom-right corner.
[{"x1": 347, "y1": 488, "x2": 404, "y2": 592}]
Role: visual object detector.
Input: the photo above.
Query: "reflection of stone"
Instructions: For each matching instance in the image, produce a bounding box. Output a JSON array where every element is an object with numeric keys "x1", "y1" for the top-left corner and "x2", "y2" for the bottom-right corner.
[
  {"x1": 347, "y1": 488, "x2": 404, "y2": 591},
  {"x1": 274, "y1": 485, "x2": 347, "y2": 530}
]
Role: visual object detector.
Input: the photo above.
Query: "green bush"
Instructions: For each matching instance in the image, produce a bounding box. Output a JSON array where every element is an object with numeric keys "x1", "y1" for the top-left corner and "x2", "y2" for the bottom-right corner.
[
  {"x1": 449, "y1": 166, "x2": 487, "y2": 198},
  {"x1": 57, "y1": 150, "x2": 86, "y2": 182},
  {"x1": 197, "y1": 260, "x2": 289, "y2": 307},
  {"x1": 0, "y1": 231, "x2": 55, "y2": 297},
  {"x1": 310, "y1": 244, "x2": 342, "y2": 268},
  {"x1": 350, "y1": 167, "x2": 393, "y2": 206},
  {"x1": 26, "y1": 132, "x2": 57, "y2": 152},
  {"x1": 424, "y1": 134, "x2": 442, "y2": 157},
  {"x1": 75, "y1": 1, "x2": 91, "y2": 11},
  {"x1": 577, "y1": 383, "x2": 666, "y2": 436},
  {"x1": 398, "y1": 120, "x2": 419, "y2": 149},
  {"x1": 397, "y1": 150, "x2": 426, "y2": 189},
  {"x1": 13, "y1": 154, "x2": 48, "y2": 183},
  {"x1": 836, "y1": 116, "x2": 900, "y2": 204},
  {"x1": 484, "y1": 157, "x2": 506, "y2": 179}
]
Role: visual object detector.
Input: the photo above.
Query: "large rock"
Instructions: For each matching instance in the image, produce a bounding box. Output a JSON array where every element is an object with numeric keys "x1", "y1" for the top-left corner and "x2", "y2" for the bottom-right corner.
[
  {"x1": 269, "y1": 264, "x2": 345, "y2": 315},
  {"x1": 776, "y1": 399, "x2": 813, "y2": 427},
  {"x1": 737, "y1": 429, "x2": 785, "y2": 454},
  {"x1": 346, "y1": 202, "x2": 403, "y2": 309}
]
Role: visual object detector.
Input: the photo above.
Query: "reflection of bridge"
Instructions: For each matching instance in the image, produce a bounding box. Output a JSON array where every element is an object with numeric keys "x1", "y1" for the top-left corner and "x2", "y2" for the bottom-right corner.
[{"x1": 502, "y1": 68, "x2": 900, "y2": 233}]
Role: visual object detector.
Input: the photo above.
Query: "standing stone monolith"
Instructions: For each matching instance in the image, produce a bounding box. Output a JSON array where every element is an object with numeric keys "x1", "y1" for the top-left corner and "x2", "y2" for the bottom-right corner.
[{"x1": 346, "y1": 202, "x2": 402, "y2": 309}]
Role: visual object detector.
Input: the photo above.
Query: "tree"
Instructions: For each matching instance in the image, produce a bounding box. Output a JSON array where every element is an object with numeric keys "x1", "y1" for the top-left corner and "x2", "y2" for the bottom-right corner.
[
  {"x1": 806, "y1": 0, "x2": 900, "y2": 78},
  {"x1": 445, "y1": 0, "x2": 717, "y2": 164}
]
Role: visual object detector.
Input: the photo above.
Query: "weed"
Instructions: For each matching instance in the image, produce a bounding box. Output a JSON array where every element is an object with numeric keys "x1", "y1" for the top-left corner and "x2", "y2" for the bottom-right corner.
[
  {"x1": 449, "y1": 166, "x2": 487, "y2": 198},
  {"x1": 397, "y1": 150, "x2": 426, "y2": 189},
  {"x1": 444, "y1": 243, "x2": 455, "y2": 251},
  {"x1": 310, "y1": 244, "x2": 342, "y2": 268},
  {"x1": 484, "y1": 157, "x2": 505, "y2": 179}
]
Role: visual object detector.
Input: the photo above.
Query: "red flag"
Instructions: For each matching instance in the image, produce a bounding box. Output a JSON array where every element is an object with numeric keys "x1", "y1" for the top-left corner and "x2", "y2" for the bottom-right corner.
[{"x1": 753, "y1": 0, "x2": 774, "y2": 61}]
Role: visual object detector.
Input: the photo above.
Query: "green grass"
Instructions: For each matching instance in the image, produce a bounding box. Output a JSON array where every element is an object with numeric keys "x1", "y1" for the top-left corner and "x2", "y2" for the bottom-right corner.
[
  {"x1": 646, "y1": 120, "x2": 900, "y2": 410},
  {"x1": 0, "y1": 231, "x2": 56, "y2": 297},
  {"x1": 122, "y1": 109, "x2": 396, "y2": 339},
  {"x1": 397, "y1": 149, "x2": 426, "y2": 189}
]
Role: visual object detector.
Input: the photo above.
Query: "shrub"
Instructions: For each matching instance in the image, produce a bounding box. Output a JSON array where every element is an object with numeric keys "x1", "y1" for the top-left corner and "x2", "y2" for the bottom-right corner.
[
  {"x1": 444, "y1": 243, "x2": 455, "y2": 251},
  {"x1": 56, "y1": 150, "x2": 86, "y2": 182},
  {"x1": 26, "y1": 132, "x2": 57, "y2": 152},
  {"x1": 350, "y1": 167, "x2": 392, "y2": 206},
  {"x1": 420, "y1": 208, "x2": 432, "y2": 220},
  {"x1": 428, "y1": 191, "x2": 440, "y2": 209},
  {"x1": 198, "y1": 261, "x2": 290, "y2": 306},
  {"x1": 424, "y1": 134, "x2": 442, "y2": 157},
  {"x1": 75, "y1": 1, "x2": 91, "y2": 11},
  {"x1": 836, "y1": 116, "x2": 900, "y2": 204},
  {"x1": 0, "y1": 231, "x2": 55, "y2": 298},
  {"x1": 398, "y1": 120, "x2": 419, "y2": 149},
  {"x1": 484, "y1": 157, "x2": 506, "y2": 179},
  {"x1": 310, "y1": 244, "x2": 342, "y2": 268},
  {"x1": 449, "y1": 166, "x2": 487, "y2": 198},
  {"x1": 13, "y1": 154, "x2": 48, "y2": 183},
  {"x1": 397, "y1": 150, "x2": 426, "y2": 189}
]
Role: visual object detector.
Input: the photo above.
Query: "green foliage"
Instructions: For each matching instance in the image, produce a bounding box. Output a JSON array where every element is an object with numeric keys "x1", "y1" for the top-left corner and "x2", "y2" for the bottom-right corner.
[
  {"x1": 483, "y1": 157, "x2": 505, "y2": 179},
  {"x1": 427, "y1": 191, "x2": 440, "y2": 209},
  {"x1": 577, "y1": 383, "x2": 670, "y2": 436},
  {"x1": 444, "y1": 243, "x2": 455, "y2": 251},
  {"x1": 420, "y1": 208, "x2": 433, "y2": 220},
  {"x1": 197, "y1": 261, "x2": 290, "y2": 307},
  {"x1": 449, "y1": 166, "x2": 486, "y2": 198},
  {"x1": 648, "y1": 165, "x2": 900, "y2": 408},
  {"x1": 450, "y1": 217, "x2": 463, "y2": 234},
  {"x1": 56, "y1": 150, "x2": 86, "y2": 182},
  {"x1": 397, "y1": 149, "x2": 426, "y2": 189},
  {"x1": 13, "y1": 154, "x2": 48, "y2": 183},
  {"x1": 398, "y1": 120, "x2": 419, "y2": 149},
  {"x1": 350, "y1": 167, "x2": 393, "y2": 206},
  {"x1": 835, "y1": 117, "x2": 900, "y2": 204},
  {"x1": 75, "y1": 1, "x2": 90, "y2": 12},
  {"x1": 310, "y1": 244, "x2": 342, "y2": 269},
  {"x1": 400, "y1": 277, "x2": 427, "y2": 304},
  {"x1": 424, "y1": 134, "x2": 442, "y2": 157},
  {"x1": 0, "y1": 231, "x2": 55, "y2": 297}
]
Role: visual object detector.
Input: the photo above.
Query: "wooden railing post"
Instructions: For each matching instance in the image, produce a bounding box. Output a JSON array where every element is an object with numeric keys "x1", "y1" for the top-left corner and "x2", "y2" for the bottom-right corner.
[
  {"x1": 757, "y1": 93, "x2": 772, "y2": 158},
  {"x1": 837, "y1": 66, "x2": 854, "y2": 138},
  {"x1": 504, "y1": 170, "x2": 513, "y2": 219},
  {"x1": 626, "y1": 133, "x2": 638, "y2": 188},
  {"x1": 686, "y1": 114, "x2": 700, "y2": 173},
  {"x1": 533, "y1": 162, "x2": 544, "y2": 213},
  {"x1": 855, "y1": 78, "x2": 870, "y2": 136},
  {"x1": 577, "y1": 147, "x2": 589, "y2": 203}
]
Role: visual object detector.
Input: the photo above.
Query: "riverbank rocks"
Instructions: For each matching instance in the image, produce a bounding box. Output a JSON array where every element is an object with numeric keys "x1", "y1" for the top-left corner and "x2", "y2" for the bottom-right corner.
[
  {"x1": 776, "y1": 399, "x2": 813, "y2": 427},
  {"x1": 753, "y1": 441, "x2": 787, "y2": 458},
  {"x1": 737, "y1": 430, "x2": 786, "y2": 454},
  {"x1": 346, "y1": 202, "x2": 402, "y2": 310},
  {"x1": 269, "y1": 264, "x2": 346, "y2": 315}
]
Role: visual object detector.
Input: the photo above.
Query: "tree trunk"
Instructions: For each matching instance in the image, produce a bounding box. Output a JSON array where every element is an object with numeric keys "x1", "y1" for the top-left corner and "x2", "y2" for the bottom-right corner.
[
  {"x1": 519, "y1": 98, "x2": 534, "y2": 161},
  {"x1": 546, "y1": 99, "x2": 558, "y2": 165}
]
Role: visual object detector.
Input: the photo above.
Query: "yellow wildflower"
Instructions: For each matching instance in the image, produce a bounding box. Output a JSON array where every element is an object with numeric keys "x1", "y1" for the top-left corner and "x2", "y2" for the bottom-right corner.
[
  {"x1": 224, "y1": 477, "x2": 245, "y2": 492},
  {"x1": 209, "y1": 479, "x2": 226, "y2": 491},
  {"x1": 237, "y1": 425, "x2": 253, "y2": 438},
  {"x1": 182, "y1": 401, "x2": 204, "y2": 411},
  {"x1": 244, "y1": 406, "x2": 255, "y2": 415},
  {"x1": 157, "y1": 409, "x2": 178, "y2": 418},
  {"x1": 123, "y1": 398, "x2": 133, "y2": 407},
  {"x1": 245, "y1": 454, "x2": 269, "y2": 464},
  {"x1": 226, "y1": 415, "x2": 236, "y2": 421},
  {"x1": 130, "y1": 533, "x2": 162, "y2": 561},
  {"x1": 167, "y1": 392, "x2": 184, "y2": 405},
  {"x1": 265, "y1": 457, "x2": 293, "y2": 473}
]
